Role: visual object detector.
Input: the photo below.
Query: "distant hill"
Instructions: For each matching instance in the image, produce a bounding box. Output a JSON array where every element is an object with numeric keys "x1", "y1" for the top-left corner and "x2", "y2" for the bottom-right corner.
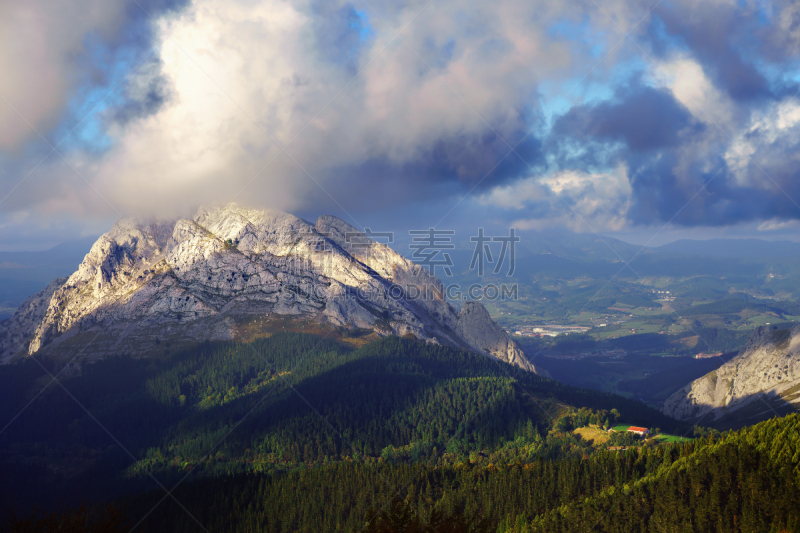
[
  {"x1": 397, "y1": 228, "x2": 645, "y2": 266},
  {"x1": 655, "y1": 238, "x2": 800, "y2": 258},
  {"x1": 511, "y1": 229, "x2": 644, "y2": 263}
]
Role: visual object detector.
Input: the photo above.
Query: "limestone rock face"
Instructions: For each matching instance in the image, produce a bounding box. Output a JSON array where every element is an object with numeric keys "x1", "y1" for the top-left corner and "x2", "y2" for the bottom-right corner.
[
  {"x1": 0, "y1": 277, "x2": 67, "y2": 363},
  {"x1": 661, "y1": 325, "x2": 800, "y2": 425},
  {"x1": 455, "y1": 302, "x2": 536, "y2": 372},
  {"x1": 13, "y1": 204, "x2": 539, "y2": 373}
]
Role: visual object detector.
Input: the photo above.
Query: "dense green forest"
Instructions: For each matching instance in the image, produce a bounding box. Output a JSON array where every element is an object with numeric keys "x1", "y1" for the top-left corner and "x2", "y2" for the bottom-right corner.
[
  {"x1": 3, "y1": 333, "x2": 799, "y2": 532},
  {"x1": 110, "y1": 414, "x2": 799, "y2": 532},
  {"x1": 0, "y1": 333, "x2": 679, "y2": 513}
]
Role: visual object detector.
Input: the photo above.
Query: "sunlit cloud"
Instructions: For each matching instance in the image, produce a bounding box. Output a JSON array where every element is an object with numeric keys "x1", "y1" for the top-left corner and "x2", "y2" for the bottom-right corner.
[{"x1": 1, "y1": 0, "x2": 800, "y2": 247}]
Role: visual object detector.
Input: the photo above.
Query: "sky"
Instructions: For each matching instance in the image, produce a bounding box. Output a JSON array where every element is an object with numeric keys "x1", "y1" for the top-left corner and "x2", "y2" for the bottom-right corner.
[{"x1": 1, "y1": 0, "x2": 800, "y2": 251}]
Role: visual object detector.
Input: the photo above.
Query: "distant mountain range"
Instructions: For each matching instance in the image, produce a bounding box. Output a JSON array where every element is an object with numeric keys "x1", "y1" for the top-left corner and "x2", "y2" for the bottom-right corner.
[
  {"x1": 412, "y1": 233, "x2": 800, "y2": 284},
  {"x1": 0, "y1": 237, "x2": 97, "y2": 317},
  {"x1": 507, "y1": 234, "x2": 800, "y2": 262},
  {"x1": 654, "y1": 238, "x2": 800, "y2": 258}
]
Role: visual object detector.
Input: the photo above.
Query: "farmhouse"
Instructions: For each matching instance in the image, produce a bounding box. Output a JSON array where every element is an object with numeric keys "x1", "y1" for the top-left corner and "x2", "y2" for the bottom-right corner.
[{"x1": 627, "y1": 426, "x2": 650, "y2": 437}]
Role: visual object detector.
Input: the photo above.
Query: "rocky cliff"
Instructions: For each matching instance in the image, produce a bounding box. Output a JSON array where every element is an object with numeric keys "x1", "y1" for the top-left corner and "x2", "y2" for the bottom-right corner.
[
  {"x1": 7, "y1": 204, "x2": 538, "y2": 372},
  {"x1": 661, "y1": 325, "x2": 800, "y2": 427},
  {"x1": 0, "y1": 277, "x2": 67, "y2": 363}
]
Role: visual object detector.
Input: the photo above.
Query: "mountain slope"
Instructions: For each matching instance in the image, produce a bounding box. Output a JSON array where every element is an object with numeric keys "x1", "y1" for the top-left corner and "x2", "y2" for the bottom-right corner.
[
  {"x1": 661, "y1": 325, "x2": 800, "y2": 427},
  {"x1": 115, "y1": 412, "x2": 800, "y2": 533},
  {"x1": 0, "y1": 333, "x2": 677, "y2": 513},
  {"x1": 0, "y1": 277, "x2": 66, "y2": 363},
  {"x1": 519, "y1": 413, "x2": 800, "y2": 533},
  {"x1": 12, "y1": 203, "x2": 534, "y2": 371}
]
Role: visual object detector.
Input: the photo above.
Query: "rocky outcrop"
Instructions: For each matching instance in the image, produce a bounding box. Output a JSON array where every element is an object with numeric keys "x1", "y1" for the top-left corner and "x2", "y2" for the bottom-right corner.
[
  {"x1": 0, "y1": 277, "x2": 67, "y2": 363},
  {"x1": 662, "y1": 325, "x2": 800, "y2": 426},
  {"x1": 455, "y1": 302, "x2": 534, "y2": 372},
  {"x1": 13, "y1": 204, "x2": 538, "y2": 372}
]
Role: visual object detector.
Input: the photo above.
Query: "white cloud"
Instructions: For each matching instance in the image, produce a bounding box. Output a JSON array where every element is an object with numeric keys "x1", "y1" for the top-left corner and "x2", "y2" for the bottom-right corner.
[
  {"x1": 649, "y1": 55, "x2": 736, "y2": 127},
  {"x1": 93, "y1": 0, "x2": 580, "y2": 215},
  {"x1": 10, "y1": 0, "x2": 798, "y2": 241},
  {"x1": 757, "y1": 218, "x2": 800, "y2": 231},
  {"x1": 480, "y1": 166, "x2": 632, "y2": 232},
  {"x1": 724, "y1": 98, "x2": 800, "y2": 187},
  {"x1": 0, "y1": 1, "x2": 128, "y2": 151},
  {"x1": 2, "y1": 0, "x2": 661, "y2": 220}
]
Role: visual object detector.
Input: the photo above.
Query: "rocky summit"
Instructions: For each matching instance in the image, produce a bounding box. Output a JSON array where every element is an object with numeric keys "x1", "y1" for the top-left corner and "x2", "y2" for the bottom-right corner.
[
  {"x1": 661, "y1": 325, "x2": 800, "y2": 427},
  {"x1": 0, "y1": 204, "x2": 538, "y2": 373}
]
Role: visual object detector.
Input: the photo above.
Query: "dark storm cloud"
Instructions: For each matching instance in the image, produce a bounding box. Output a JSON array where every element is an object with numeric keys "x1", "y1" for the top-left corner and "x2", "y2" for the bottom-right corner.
[
  {"x1": 110, "y1": 81, "x2": 170, "y2": 126},
  {"x1": 627, "y1": 152, "x2": 800, "y2": 227},
  {"x1": 119, "y1": 0, "x2": 194, "y2": 47},
  {"x1": 84, "y1": 0, "x2": 192, "y2": 125},
  {"x1": 0, "y1": 0, "x2": 191, "y2": 154},
  {"x1": 758, "y1": 0, "x2": 800, "y2": 60},
  {"x1": 651, "y1": 3, "x2": 772, "y2": 101},
  {"x1": 421, "y1": 128, "x2": 543, "y2": 186},
  {"x1": 319, "y1": 127, "x2": 544, "y2": 213},
  {"x1": 547, "y1": 72, "x2": 800, "y2": 229},
  {"x1": 618, "y1": 124, "x2": 800, "y2": 228},
  {"x1": 553, "y1": 85, "x2": 698, "y2": 152}
]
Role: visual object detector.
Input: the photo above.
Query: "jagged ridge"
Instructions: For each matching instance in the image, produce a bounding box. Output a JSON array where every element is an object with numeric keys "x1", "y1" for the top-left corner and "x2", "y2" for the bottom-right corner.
[{"x1": 9, "y1": 204, "x2": 538, "y2": 373}]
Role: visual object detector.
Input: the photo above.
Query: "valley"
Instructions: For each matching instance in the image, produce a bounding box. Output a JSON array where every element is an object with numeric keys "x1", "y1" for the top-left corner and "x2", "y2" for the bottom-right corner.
[{"x1": 431, "y1": 237, "x2": 800, "y2": 412}]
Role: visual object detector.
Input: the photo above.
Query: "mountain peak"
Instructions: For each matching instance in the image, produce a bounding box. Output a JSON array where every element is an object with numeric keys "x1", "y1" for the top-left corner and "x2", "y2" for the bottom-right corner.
[{"x1": 1, "y1": 206, "x2": 538, "y2": 373}]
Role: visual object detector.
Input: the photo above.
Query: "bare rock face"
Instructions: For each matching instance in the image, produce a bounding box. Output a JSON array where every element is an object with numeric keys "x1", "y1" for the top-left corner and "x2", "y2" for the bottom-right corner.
[
  {"x1": 14, "y1": 204, "x2": 538, "y2": 373},
  {"x1": 455, "y1": 302, "x2": 536, "y2": 372},
  {"x1": 0, "y1": 277, "x2": 67, "y2": 363},
  {"x1": 661, "y1": 325, "x2": 800, "y2": 426}
]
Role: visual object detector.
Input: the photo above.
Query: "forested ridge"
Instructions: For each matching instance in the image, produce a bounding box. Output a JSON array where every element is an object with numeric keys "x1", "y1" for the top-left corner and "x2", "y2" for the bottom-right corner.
[
  {"x1": 115, "y1": 414, "x2": 800, "y2": 533},
  {"x1": 3, "y1": 333, "x2": 797, "y2": 532},
  {"x1": 0, "y1": 334, "x2": 676, "y2": 501}
]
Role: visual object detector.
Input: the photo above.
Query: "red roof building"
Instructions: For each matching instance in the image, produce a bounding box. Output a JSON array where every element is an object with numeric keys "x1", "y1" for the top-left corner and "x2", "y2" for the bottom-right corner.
[{"x1": 627, "y1": 426, "x2": 650, "y2": 436}]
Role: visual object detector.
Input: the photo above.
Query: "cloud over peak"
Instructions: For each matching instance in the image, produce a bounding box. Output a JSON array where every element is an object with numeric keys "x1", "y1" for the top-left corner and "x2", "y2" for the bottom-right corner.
[{"x1": 1, "y1": 0, "x2": 800, "y2": 246}]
